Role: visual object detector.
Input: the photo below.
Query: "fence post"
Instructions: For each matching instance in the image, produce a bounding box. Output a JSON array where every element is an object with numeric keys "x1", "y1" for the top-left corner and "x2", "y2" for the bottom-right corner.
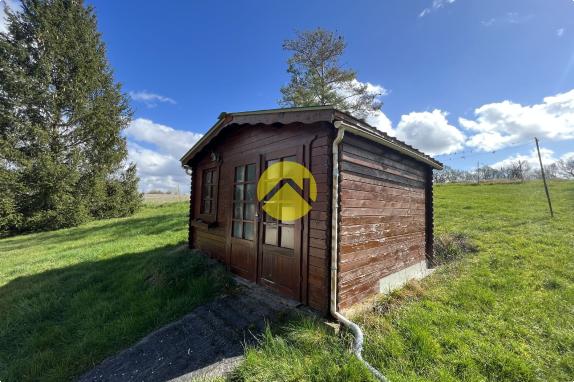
[{"x1": 535, "y1": 137, "x2": 554, "y2": 218}]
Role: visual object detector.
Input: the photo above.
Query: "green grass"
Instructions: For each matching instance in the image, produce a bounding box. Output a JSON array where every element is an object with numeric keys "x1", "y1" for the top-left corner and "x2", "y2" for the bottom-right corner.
[
  {"x1": 0, "y1": 202, "x2": 231, "y2": 381},
  {"x1": 233, "y1": 180, "x2": 574, "y2": 382}
]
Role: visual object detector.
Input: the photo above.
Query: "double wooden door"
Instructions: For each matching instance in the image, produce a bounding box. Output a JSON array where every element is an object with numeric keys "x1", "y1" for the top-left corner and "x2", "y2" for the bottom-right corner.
[{"x1": 227, "y1": 146, "x2": 304, "y2": 300}]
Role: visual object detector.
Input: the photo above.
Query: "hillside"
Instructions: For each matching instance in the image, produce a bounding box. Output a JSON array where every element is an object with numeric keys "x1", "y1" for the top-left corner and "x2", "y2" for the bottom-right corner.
[
  {"x1": 0, "y1": 202, "x2": 230, "y2": 381},
  {"x1": 235, "y1": 180, "x2": 574, "y2": 382},
  {"x1": 0, "y1": 181, "x2": 572, "y2": 381}
]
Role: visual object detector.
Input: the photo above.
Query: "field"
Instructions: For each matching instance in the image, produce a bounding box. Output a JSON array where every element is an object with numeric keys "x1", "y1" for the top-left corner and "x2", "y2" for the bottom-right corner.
[
  {"x1": 0, "y1": 181, "x2": 572, "y2": 381},
  {"x1": 234, "y1": 180, "x2": 574, "y2": 382},
  {"x1": 0, "y1": 202, "x2": 230, "y2": 381}
]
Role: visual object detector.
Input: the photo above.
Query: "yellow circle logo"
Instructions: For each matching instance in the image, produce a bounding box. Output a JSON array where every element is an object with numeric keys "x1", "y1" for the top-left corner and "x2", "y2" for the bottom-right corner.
[{"x1": 257, "y1": 161, "x2": 317, "y2": 222}]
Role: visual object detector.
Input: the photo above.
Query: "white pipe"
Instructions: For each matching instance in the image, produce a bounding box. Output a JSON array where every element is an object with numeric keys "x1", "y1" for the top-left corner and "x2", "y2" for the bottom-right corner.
[{"x1": 331, "y1": 121, "x2": 389, "y2": 382}]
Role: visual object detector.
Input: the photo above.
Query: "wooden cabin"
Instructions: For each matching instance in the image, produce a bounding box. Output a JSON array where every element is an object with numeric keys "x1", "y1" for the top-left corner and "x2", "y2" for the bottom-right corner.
[{"x1": 180, "y1": 106, "x2": 443, "y2": 314}]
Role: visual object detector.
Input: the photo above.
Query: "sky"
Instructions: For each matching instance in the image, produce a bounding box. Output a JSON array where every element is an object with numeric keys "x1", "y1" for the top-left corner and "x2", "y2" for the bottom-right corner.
[{"x1": 1, "y1": 0, "x2": 574, "y2": 192}]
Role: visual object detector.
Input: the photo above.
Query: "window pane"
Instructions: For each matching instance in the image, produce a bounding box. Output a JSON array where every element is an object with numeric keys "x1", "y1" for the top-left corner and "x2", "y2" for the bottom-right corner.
[
  {"x1": 281, "y1": 226, "x2": 294, "y2": 249},
  {"x1": 244, "y1": 203, "x2": 255, "y2": 220},
  {"x1": 205, "y1": 170, "x2": 212, "y2": 184},
  {"x1": 245, "y1": 183, "x2": 256, "y2": 201},
  {"x1": 266, "y1": 159, "x2": 280, "y2": 180},
  {"x1": 264, "y1": 225, "x2": 277, "y2": 246},
  {"x1": 203, "y1": 200, "x2": 211, "y2": 214},
  {"x1": 234, "y1": 184, "x2": 244, "y2": 201},
  {"x1": 243, "y1": 223, "x2": 254, "y2": 240},
  {"x1": 246, "y1": 164, "x2": 256, "y2": 181},
  {"x1": 282, "y1": 157, "x2": 299, "y2": 181},
  {"x1": 265, "y1": 212, "x2": 276, "y2": 222},
  {"x1": 232, "y1": 221, "x2": 242, "y2": 238},
  {"x1": 233, "y1": 203, "x2": 243, "y2": 219},
  {"x1": 235, "y1": 166, "x2": 244, "y2": 182}
]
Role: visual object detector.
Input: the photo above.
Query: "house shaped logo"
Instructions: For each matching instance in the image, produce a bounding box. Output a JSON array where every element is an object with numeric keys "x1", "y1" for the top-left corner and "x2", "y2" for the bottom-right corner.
[{"x1": 257, "y1": 162, "x2": 317, "y2": 221}]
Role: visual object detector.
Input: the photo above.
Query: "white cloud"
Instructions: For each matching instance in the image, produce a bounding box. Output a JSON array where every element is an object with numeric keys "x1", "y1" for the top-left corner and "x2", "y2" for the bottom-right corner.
[
  {"x1": 360, "y1": 80, "x2": 389, "y2": 98},
  {"x1": 506, "y1": 12, "x2": 533, "y2": 24},
  {"x1": 126, "y1": 118, "x2": 202, "y2": 159},
  {"x1": 487, "y1": 148, "x2": 574, "y2": 178},
  {"x1": 332, "y1": 79, "x2": 393, "y2": 134},
  {"x1": 460, "y1": 89, "x2": 574, "y2": 151},
  {"x1": 419, "y1": 0, "x2": 456, "y2": 18},
  {"x1": 125, "y1": 118, "x2": 202, "y2": 192},
  {"x1": 557, "y1": 28, "x2": 565, "y2": 37},
  {"x1": 127, "y1": 142, "x2": 190, "y2": 193},
  {"x1": 129, "y1": 90, "x2": 176, "y2": 108},
  {"x1": 481, "y1": 12, "x2": 533, "y2": 27},
  {"x1": 490, "y1": 147, "x2": 557, "y2": 169},
  {"x1": 395, "y1": 110, "x2": 466, "y2": 155},
  {"x1": 333, "y1": 79, "x2": 388, "y2": 110},
  {"x1": 365, "y1": 110, "x2": 393, "y2": 135},
  {"x1": 332, "y1": 79, "x2": 466, "y2": 156}
]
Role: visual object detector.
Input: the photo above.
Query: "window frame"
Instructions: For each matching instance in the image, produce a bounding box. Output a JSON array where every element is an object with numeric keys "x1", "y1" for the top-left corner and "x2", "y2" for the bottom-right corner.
[
  {"x1": 261, "y1": 155, "x2": 298, "y2": 250},
  {"x1": 198, "y1": 165, "x2": 219, "y2": 223},
  {"x1": 231, "y1": 163, "x2": 257, "y2": 241}
]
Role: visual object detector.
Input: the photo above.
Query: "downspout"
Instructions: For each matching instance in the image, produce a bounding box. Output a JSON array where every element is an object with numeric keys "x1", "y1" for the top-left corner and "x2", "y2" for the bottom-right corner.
[
  {"x1": 183, "y1": 164, "x2": 193, "y2": 248},
  {"x1": 331, "y1": 121, "x2": 389, "y2": 382}
]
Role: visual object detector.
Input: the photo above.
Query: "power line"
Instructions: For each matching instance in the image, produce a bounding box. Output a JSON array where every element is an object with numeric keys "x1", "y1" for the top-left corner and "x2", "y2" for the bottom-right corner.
[{"x1": 437, "y1": 139, "x2": 535, "y2": 161}]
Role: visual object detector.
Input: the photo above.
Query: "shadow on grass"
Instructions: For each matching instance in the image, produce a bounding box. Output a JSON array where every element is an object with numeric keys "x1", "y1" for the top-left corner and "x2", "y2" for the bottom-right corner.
[
  {"x1": 0, "y1": 213, "x2": 187, "y2": 253},
  {"x1": 0, "y1": 243, "x2": 232, "y2": 382}
]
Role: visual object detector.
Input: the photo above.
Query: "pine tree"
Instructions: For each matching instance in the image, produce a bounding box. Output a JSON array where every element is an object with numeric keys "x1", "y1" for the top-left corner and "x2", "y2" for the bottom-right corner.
[
  {"x1": 0, "y1": 0, "x2": 142, "y2": 234},
  {"x1": 280, "y1": 28, "x2": 383, "y2": 119}
]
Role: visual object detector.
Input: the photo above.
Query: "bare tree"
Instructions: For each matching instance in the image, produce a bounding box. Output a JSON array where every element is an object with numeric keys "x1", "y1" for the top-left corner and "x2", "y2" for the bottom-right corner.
[
  {"x1": 509, "y1": 160, "x2": 530, "y2": 181},
  {"x1": 557, "y1": 159, "x2": 574, "y2": 178}
]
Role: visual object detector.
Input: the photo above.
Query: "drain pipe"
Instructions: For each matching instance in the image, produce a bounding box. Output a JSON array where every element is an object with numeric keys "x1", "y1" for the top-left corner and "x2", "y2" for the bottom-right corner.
[{"x1": 331, "y1": 121, "x2": 389, "y2": 382}]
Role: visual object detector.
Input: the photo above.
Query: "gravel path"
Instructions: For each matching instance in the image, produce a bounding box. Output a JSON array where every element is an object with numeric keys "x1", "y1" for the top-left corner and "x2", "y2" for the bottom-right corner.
[{"x1": 78, "y1": 281, "x2": 299, "y2": 382}]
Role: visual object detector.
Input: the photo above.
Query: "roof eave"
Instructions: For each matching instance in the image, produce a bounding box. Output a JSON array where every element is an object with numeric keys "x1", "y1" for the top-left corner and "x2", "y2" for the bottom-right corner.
[
  {"x1": 179, "y1": 115, "x2": 227, "y2": 165},
  {"x1": 180, "y1": 106, "x2": 443, "y2": 170},
  {"x1": 334, "y1": 120, "x2": 443, "y2": 170}
]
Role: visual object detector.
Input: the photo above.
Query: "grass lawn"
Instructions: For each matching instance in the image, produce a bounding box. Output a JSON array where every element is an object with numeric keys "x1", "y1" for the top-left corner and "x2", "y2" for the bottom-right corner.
[
  {"x1": 0, "y1": 202, "x2": 231, "y2": 381},
  {"x1": 233, "y1": 180, "x2": 574, "y2": 382}
]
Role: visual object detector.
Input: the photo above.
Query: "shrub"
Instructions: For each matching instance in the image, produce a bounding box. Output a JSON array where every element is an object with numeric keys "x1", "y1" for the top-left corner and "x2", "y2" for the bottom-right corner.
[{"x1": 433, "y1": 232, "x2": 478, "y2": 266}]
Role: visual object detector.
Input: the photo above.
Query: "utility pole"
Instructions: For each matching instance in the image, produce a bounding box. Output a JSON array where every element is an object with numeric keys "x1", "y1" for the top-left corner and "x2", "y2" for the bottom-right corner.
[{"x1": 535, "y1": 137, "x2": 554, "y2": 218}]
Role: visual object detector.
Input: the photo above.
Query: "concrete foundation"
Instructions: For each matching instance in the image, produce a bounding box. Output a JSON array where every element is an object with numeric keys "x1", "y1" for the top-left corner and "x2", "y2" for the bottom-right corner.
[{"x1": 379, "y1": 260, "x2": 433, "y2": 294}]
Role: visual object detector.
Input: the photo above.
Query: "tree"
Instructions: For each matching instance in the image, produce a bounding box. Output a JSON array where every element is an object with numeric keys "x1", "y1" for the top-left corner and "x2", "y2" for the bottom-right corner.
[
  {"x1": 509, "y1": 160, "x2": 530, "y2": 181},
  {"x1": 557, "y1": 158, "x2": 574, "y2": 178},
  {"x1": 0, "y1": 0, "x2": 141, "y2": 234},
  {"x1": 280, "y1": 28, "x2": 382, "y2": 119}
]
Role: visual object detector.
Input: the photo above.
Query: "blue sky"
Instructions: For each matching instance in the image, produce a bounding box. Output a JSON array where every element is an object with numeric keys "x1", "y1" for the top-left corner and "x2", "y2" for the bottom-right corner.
[{"x1": 2, "y1": 0, "x2": 574, "y2": 191}]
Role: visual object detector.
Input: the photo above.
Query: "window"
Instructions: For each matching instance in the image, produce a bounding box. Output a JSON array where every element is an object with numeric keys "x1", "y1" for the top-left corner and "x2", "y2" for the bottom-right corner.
[
  {"x1": 200, "y1": 168, "x2": 218, "y2": 219},
  {"x1": 232, "y1": 164, "x2": 256, "y2": 240},
  {"x1": 262, "y1": 156, "x2": 297, "y2": 249}
]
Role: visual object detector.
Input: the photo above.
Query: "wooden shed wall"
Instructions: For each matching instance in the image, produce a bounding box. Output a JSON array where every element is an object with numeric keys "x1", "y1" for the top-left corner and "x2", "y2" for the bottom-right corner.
[
  {"x1": 189, "y1": 122, "x2": 333, "y2": 313},
  {"x1": 337, "y1": 133, "x2": 430, "y2": 310}
]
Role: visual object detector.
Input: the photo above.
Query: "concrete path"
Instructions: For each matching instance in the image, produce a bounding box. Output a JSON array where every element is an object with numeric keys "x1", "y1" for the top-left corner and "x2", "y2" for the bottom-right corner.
[{"x1": 78, "y1": 280, "x2": 299, "y2": 382}]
